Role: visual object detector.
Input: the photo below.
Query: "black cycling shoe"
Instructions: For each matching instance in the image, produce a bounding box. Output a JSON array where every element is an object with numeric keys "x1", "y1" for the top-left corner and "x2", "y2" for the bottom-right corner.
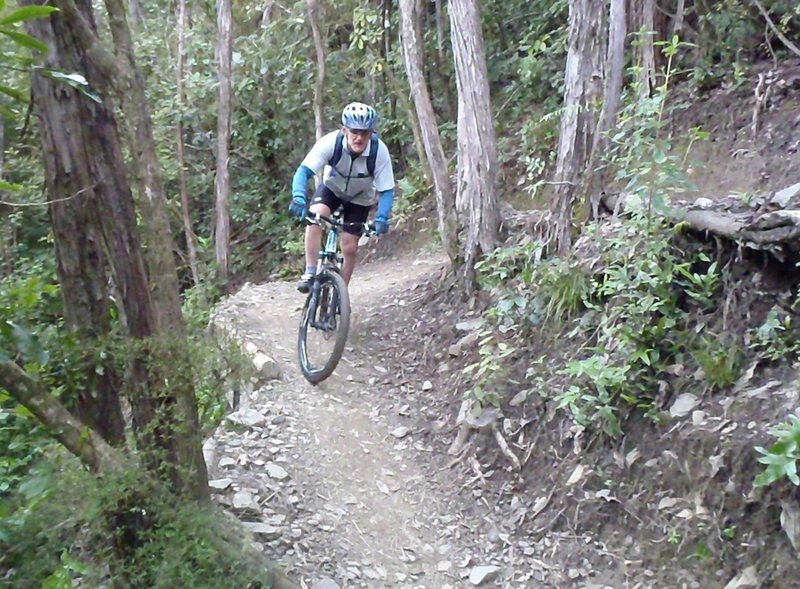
[{"x1": 296, "y1": 273, "x2": 314, "y2": 293}]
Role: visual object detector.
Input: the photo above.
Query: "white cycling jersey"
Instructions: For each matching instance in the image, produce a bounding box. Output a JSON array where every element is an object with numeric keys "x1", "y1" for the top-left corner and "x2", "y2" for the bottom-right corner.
[{"x1": 301, "y1": 130, "x2": 395, "y2": 207}]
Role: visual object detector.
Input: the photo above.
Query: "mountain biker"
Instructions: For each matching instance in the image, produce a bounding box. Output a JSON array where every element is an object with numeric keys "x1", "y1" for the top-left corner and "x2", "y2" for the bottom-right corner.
[{"x1": 288, "y1": 102, "x2": 396, "y2": 293}]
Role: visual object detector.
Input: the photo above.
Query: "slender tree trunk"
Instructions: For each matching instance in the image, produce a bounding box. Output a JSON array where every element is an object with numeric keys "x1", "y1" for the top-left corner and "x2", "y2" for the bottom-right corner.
[
  {"x1": 384, "y1": 0, "x2": 397, "y2": 118},
  {"x1": 583, "y1": 0, "x2": 626, "y2": 218},
  {"x1": 449, "y1": 0, "x2": 500, "y2": 293},
  {"x1": 383, "y1": 63, "x2": 428, "y2": 178},
  {"x1": 128, "y1": 0, "x2": 144, "y2": 27},
  {"x1": 432, "y1": 0, "x2": 456, "y2": 124},
  {"x1": 105, "y1": 0, "x2": 187, "y2": 329},
  {"x1": 398, "y1": 0, "x2": 459, "y2": 266},
  {"x1": 638, "y1": 0, "x2": 657, "y2": 98},
  {"x1": 307, "y1": 0, "x2": 325, "y2": 141},
  {"x1": 0, "y1": 118, "x2": 7, "y2": 278},
  {"x1": 434, "y1": 0, "x2": 445, "y2": 65},
  {"x1": 176, "y1": 0, "x2": 200, "y2": 286},
  {"x1": 214, "y1": 0, "x2": 233, "y2": 284},
  {"x1": 594, "y1": 0, "x2": 625, "y2": 150},
  {"x1": 550, "y1": 0, "x2": 606, "y2": 254},
  {"x1": 672, "y1": 0, "x2": 685, "y2": 36}
]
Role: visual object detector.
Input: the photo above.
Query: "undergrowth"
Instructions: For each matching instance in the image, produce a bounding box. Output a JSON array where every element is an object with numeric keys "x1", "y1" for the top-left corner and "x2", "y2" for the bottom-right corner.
[
  {"x1": 473, "y1": 215, "x2": 734, "y2": 438},
  {"x1": 0, "y1": 463, "x2": 275, "y2": 588}
]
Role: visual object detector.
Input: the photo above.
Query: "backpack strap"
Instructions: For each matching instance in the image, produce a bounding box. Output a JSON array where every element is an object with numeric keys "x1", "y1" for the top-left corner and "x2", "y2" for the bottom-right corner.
[
  {"x1": 328, "y1": 130, "x2": 345, "y2": 169},
  {"x1": 366, "y1": 132, "x2": 379, "y2": 176},
  {"x1": 328, "y1": 130, "x2": 380, "y2": 177}
]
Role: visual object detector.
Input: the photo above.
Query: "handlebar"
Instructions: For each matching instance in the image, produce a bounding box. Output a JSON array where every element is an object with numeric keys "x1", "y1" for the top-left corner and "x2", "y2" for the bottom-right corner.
[{"x1": 304, "y1": 211, "x2": 376, "y2": 236}]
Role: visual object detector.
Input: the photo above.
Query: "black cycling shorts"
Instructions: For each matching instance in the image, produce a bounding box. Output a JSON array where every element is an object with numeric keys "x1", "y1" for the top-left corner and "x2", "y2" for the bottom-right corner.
[{"x1": 311, "y1": 185, "x2": 370, "y2": 235}]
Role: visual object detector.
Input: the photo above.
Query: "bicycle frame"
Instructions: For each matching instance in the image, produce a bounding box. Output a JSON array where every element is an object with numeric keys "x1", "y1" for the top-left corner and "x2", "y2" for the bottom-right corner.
[
  {"x1": 305, "y1": 212, "x2": 345, "y2": 331},
  {"x1": 316, "y1": 213, "x2": 344, "y2": 273}
]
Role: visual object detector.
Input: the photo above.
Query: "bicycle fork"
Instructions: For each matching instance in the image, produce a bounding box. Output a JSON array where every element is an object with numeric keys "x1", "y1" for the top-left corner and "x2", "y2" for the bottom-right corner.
[{"x1": 307, "y1": 278, "x2": 336, "y2": 331}]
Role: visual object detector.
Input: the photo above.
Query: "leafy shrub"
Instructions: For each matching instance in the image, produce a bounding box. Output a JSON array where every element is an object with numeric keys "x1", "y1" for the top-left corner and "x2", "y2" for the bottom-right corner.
[
  {"x1": 1, "y1": 464, "x2": 280, "y2": 588},
  {"x1": 749, "y1": 307, "x2": 798, "y2": 363},
  {"x1": 694, "y1": 333, "x2": 744, "y2": 391},
  {"x1": 755, "y1": 415, "x2": 800, "y2": 487}
]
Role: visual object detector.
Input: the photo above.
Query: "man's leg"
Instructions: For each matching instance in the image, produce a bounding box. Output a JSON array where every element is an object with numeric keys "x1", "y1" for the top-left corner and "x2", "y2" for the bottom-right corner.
[
  {"x1": 340, "y1": 233, "x2": 359, "y2": 285},
  {"x1": 304, "y1": 202, "x2": 332, "y2": 271},
  {"x1": 298, "y1": 186, "x2": 340, "y2": 292},
  {"x1": 339, "y1": 202, "x2": 371, "y2": 285}
]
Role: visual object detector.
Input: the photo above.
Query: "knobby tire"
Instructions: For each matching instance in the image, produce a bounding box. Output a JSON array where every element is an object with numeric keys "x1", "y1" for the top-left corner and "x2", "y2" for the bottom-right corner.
[{"x1": 297, "y1": 269, "x2": 350, "y2": 384}]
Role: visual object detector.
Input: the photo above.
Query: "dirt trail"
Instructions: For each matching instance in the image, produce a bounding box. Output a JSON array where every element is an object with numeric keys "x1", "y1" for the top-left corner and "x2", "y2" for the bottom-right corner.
[{"x1": 211, "y1": 252, "x2": 490, "y2": 588}]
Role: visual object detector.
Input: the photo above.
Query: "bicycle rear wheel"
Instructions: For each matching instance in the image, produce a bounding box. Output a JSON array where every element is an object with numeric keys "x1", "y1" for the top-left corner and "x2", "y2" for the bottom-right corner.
[{"x1": 297, "y1": 269, "x2": 351, "y2": 384}]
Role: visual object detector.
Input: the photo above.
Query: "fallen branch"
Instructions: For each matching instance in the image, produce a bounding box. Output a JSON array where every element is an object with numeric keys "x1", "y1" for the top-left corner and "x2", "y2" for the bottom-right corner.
[
  {"x1": 493, "y1": 425, "x2": 522, "y2": 470},
  {"x1": 0, "y1": 359, "x2": 122, "y2": 473},
  {"x1": 599, "y1": 185, "x2": 800, "y2": 258}
]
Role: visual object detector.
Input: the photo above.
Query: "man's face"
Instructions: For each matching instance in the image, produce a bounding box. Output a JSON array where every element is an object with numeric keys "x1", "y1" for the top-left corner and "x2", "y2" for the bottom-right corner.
[{"x1": 343, "y1": 127, "x2": 372, "y2": 155}]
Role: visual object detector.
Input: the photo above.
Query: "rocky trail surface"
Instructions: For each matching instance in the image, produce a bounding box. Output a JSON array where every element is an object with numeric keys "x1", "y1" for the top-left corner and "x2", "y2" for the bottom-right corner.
[{"x1": 206, "y1": 253, "x2": 550, "y2": 589}]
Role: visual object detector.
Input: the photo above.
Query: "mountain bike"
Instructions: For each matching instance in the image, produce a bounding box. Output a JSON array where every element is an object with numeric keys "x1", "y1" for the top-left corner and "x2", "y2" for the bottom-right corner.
[{"x1": 297, "y1": 211, "x2": 371, "y2": 384}]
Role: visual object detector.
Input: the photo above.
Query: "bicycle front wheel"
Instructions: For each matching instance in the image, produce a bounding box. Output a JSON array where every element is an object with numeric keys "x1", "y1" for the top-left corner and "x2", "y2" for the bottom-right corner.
[{"x1": 297, "y1": 270, "x2": 351, "y2": 384}]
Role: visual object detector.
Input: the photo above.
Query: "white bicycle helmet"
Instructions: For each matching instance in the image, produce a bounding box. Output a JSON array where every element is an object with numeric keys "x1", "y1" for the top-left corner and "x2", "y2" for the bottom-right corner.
[{"x1": 341, "y1": 102, "x2": 377, "y2": 130}]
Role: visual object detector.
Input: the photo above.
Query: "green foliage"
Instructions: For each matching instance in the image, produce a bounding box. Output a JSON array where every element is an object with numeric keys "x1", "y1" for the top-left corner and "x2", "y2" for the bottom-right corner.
[
  {"x1": 606, "y1": 35, "x2": 706, "y2": 220},
  {"x1": 474, "y1": 212, "x2": 735, "y2": 437},
  {"x1": 682, "y1": 0, "x2": 799, "y2": 90},
  {"x1": 0, "y1": 464, "x2": 278, "y2": 588},
  {"x1": 755, "y1": 415, "x2": 800, "y2": 487},
  {"x1": 749, "y1": 307, "x2": 798, "y2": 363},
  {"x1": 393, "y1": 167, "x2": 429, "y2": 222},
  {"x1": 560, "y1": 356, "x2": 628, "y2": 437},
  {"x1": 694, "y1": 334, "x2": 743, "y2": 391},
  {"x1": 0, "y1": 270, "x2": 62, "y2": 494},
  {"x1": 0, "y1": 1, "x2": 57, "y2": 117},
  {"x1": 463, "y1": 331, "x2": 516, "y2": 409}
]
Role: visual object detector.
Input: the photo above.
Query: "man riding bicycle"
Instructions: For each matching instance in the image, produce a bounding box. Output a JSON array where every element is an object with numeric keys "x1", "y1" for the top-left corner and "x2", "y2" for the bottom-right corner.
[{"x1": 288, "y1": 102, "x2": 396, "y2": 293}]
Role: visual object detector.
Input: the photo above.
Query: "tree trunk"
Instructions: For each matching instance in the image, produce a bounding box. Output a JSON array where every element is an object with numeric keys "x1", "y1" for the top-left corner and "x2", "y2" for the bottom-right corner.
[
  {"x1": 384, "y1": 62, "x2": 429, "y2": 182},
  {"x1": 28, "y1": 0, "x2": 209, "y2": 502},
  {"x1": 54, "y1": 0, "x2": 185, "y2": 331},
  {"x1": 176, "y1": 0, "x2": 201, "y2": 286},
  {"x1": 0, "y1": 118, "x2": 8, "y2": 278},
  {"x1": 583, "y1": 0, "x2": 626, "y2": 219},
  {"x1": 215, "y1": 0, "x2": 233, "y2": 284},
  {"x1": 48, "y1": 194, "x2": 126, "y2": 444},
  {"x1": 105, "y1": 0, "x2": 187, "y2": 329},
  {"x1": 24, "y1": 2, "x2": 122, "y2": 446},
  {"x1": 128, "y1": 0, "x2": 144, "y2": 27},
  {"x1": 307, "y1": 0, "x2": 325, "y2": 142},
  {"x1": 449, "y1": 0, "x2": 500, "y2": 293},
  {"x1": 381, "y1": 0, "x2": 397, "y2": 119},
  {"x1": 672, "y1": 0, "x2": 686, "y2": 36},
  {"x1": 432, "y1": 0, "x2": 456, "y2": 124},
  {"x1": 398, "y1": 0, "x2": 459, "y2": 266},
  {"x1": 637, "y1": 0, "x2": 657, "y2": 99},
  {"x1": 594, "y1": 0, "x2": 625, "y2": 152},
  {"x1": 549, "y1": 0, "x2": 606, "y2": 254},
  {"x1": 434, "y1": 0, "x2": 446, "y2": 66}
]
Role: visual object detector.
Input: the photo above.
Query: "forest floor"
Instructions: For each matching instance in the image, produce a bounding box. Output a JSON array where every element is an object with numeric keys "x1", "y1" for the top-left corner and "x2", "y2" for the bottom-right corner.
[{"x1": 208, "y1": 59, "x2": 800, "y2": 589}]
